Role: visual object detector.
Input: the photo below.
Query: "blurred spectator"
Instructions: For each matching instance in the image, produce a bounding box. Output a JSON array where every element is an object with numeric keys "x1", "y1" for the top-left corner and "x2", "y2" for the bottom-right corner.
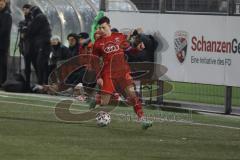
[
  {"x1": 22, "y1": 4, "x2": 32, "y2": 21},
  {"x1": 24, "y1": 5, "x2": 52, "y2": 89},
  {"x1": 78, "y1": 32, "x2": 91, "y2": 55},
  {"x1": 49, "y1": 35, "x2": 71, "y2": 74},
  {"x1": 78, "y1": 32, "x2": 90, "y2": 45},
  {"x1": 219, "y1": 0, "x2": 228, "y2": 12},
  {"x1": 0, "y1": 0, "x2": 12, "y2": 86},
  {"x1": 67, "y1": 33, "x2": 80, "y2": 57},
  {"x1": 19, "y1": 4, "x2": 32, "y2": 57},
  {"x1": 126, "y1": 29, "x2": 158, "y2": 62}
]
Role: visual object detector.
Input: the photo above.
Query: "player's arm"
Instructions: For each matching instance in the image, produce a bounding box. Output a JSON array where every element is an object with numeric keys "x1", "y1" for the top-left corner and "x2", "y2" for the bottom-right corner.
[{"x1": 91, "y1": 41, "x2": 103, "y2": 80}]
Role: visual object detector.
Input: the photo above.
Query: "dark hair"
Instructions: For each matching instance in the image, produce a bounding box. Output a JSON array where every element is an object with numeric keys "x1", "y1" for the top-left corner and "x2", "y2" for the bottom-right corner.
[
  {"x1": 78, "y1": 32, "x2": 89, "y2": 39},
  {"x1": 98, "y1": 16, "x2": 110, "y2": 25},
  {"x1": 67, "y1": 33, "x2": 79, "y2": 40},
  {"x1": 22, "y1": 4, "x2": 32, "y2": 9},
  {"x1": 111, "y1": 28, "x2": 119, "y2": 33}
]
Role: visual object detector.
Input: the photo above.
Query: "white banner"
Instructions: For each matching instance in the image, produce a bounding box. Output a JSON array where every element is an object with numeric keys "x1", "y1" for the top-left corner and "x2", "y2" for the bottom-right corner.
[{"x1": 106, "y1": 12, "x2": 240, "y2": 87}]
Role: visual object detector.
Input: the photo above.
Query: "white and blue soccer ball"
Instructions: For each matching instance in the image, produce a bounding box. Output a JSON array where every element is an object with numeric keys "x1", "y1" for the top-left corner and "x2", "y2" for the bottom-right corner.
[{"x1": 96, "y1": 111, "x2": 111, "y2": 127}]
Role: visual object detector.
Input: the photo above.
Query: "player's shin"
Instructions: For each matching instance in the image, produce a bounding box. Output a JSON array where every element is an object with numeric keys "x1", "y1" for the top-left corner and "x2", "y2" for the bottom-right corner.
[
  {"x1": 128, "y1": 97, "x2": 144, "y2": 119},
  {"x1": 127, "y1": 96, "x2": 152, "y2": 129}
]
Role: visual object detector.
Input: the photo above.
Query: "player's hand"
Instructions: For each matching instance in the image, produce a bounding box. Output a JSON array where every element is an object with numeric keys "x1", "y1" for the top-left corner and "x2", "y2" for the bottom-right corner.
[
  {"x1": 137, "y1": 42, "x2": 145, "y2": 51},
  {"x1": 97, "y1": 78, "x2": 103, "y2": 87}
]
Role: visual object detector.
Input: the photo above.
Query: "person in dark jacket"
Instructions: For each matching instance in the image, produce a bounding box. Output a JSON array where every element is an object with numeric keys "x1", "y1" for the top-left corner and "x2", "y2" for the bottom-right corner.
[
  {"x1": 19, "y1": 4, "x2": 33, "y2": 62},
  {"x1": 78, "y1": 32, "x2": 91, "y2": 55},
  {"x1": 67, "y1": 33, "x2": 80, "y2": 57},
  {"x1": 24, "y1": 5, "x2": 52, "y2": 89},
  {"x1": 126, "y1": 30, "x2": 158, "y2": 63},
  {"x1": 0, "y1": 0, "x2": 12, "y2": 86},
  {"x1": 49, "y1": 35, "x2": 71, "y2": 74}
]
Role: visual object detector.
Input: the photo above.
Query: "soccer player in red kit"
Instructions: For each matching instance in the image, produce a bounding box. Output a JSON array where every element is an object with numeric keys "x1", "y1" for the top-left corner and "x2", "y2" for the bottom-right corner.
[{"x1": 90, "y1": 16, "x2": 152, "y2": 129}]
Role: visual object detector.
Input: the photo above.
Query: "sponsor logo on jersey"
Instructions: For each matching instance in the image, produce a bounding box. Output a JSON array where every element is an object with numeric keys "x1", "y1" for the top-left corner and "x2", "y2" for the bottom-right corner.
[{"x1": 104, "y1": 42, "x2": 120, "y2": 54}]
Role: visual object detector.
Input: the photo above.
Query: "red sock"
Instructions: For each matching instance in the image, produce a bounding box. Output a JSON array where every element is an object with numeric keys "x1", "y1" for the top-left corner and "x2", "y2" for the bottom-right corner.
[{"x1": 128, "y1": 97, "x2": 144, "y2": 119}]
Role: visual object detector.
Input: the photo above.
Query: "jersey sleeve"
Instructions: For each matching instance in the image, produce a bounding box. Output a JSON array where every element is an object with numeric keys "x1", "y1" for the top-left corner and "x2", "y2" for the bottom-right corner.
[
  {"x1": 92, "y1": 40, "x2": 101, "y2": 57},
  {"x1": 119, "y1": 34, "x2": 131, "y2": 50},
  {"x1": 90, "y1": 40, "x2": 102, "y2": 79}
]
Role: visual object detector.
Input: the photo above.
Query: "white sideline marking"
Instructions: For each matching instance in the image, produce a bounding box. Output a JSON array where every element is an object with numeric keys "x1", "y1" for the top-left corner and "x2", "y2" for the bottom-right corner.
[
  {"x1": 0, "y1": 92, "x2": 73, "y2": 104},
  {"x1": 0, "y1": 100, "x2": 56, "y2": 109},
  {"x1": 179, "y1": 121, "x2": 240, "y2": 130},
  {"x1": 0, "y1": 99, "x2": 88, "y2": 110},
  {"x1": 0, "y1": 91, "x2": 65, "y2": 100},
  {"x1": 0, "y1": 94, "x2": 240, "y2": 130},
  {"x1": 0, "y1": 95, "x2": 60, "y2": 104},
  {"x1": 0, "y1": 95, "x2": 9, "y2": 98}
]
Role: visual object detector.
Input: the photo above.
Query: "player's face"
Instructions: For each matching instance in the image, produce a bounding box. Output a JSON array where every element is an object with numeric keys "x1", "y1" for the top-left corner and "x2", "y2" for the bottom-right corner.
[
  {"x1": 0, "y1": 0, "x2": 6, "y2": 11},
  {"x1": 99, "y1": 22, "x2": 111, "y2": 37}
]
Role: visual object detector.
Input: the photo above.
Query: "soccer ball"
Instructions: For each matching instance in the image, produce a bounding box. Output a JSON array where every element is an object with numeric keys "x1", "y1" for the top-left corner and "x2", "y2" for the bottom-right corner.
[{"x1": 96, "y1": 111, "x2": 111, "y2": 127}]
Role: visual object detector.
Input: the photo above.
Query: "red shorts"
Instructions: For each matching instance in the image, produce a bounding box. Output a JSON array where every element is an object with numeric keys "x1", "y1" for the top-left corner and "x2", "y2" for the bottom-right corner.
[{"x1": 101, "y1": 72, "x2": 134, "y2": 94}]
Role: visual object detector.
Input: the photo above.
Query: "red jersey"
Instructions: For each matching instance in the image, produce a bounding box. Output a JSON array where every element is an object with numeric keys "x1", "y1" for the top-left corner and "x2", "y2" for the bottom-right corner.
[{"x1": 92, "y1": 32, "x2": 131, "y2": 78}]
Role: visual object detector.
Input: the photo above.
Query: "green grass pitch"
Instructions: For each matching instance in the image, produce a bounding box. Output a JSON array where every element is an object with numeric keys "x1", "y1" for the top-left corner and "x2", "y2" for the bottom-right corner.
[
  {"x1": 0, "y1": 91, "x2": 239, "y2": 160},
  {"x1": 141, "y1": 81, "x2": 240, "y2": 106}
]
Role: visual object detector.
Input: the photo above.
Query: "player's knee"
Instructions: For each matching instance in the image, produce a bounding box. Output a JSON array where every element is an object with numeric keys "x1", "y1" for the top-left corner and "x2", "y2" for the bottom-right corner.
[
  {"x1": 101, "y1": 100, "x2": 109, "y2": 105},
  {"x1": 100, "y1": 96, "x2": 111, "y2": 105}
]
